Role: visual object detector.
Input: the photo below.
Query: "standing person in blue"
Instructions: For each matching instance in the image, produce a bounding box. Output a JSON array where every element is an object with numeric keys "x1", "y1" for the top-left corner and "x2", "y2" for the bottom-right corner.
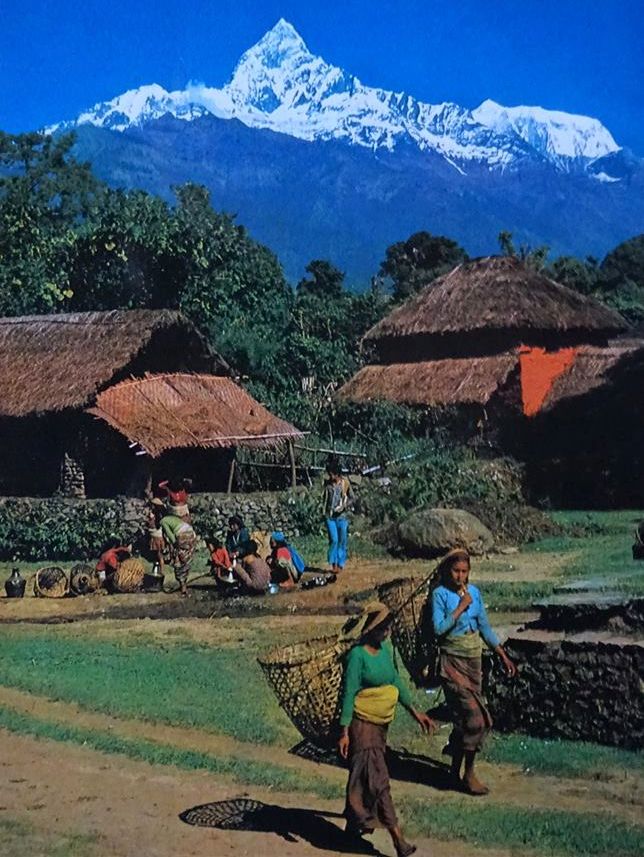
[
  {"x1": 338, "y1": 601, "x2": 436, "y2": 857},
  {"x1": 322, "y1": 457, "x2": 354, "y2": 574},
  {"x1": 432, "y1": 548, "x2": 516, "y2": 795}
]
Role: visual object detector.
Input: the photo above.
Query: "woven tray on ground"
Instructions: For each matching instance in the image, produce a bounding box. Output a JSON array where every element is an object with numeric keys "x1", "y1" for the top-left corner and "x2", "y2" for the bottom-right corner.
[
  {"x1": 258, "y1": 635, "x2": 353, "y2": 746},
  {"x1": 377, "y1": 575, "x2": 439, "y2": 687},
  {"x1": 69, "y1": 563, "x2": 101, "y2": 596},
  {"x1": 110, "y1": 557, "x2": 146, "y2": 593},
  {"x1": 34, "y1": 566, "x2": 68, "y2": 598}
]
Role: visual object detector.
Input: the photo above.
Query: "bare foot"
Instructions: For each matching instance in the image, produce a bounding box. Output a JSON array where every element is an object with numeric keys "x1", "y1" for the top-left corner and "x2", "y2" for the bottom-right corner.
[{"x1": 462, "y1": 774, "x2": 490, "y2": 795}]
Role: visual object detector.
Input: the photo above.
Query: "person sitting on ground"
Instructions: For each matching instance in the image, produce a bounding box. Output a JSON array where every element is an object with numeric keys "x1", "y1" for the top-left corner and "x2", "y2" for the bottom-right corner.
[
  {"x1": 234, "y1": 540, "x2": 270, "y2": 594},
  {"x1": 160, "y1": 514, "x2": 197, "y2": 597},
  {"x1": 207, "y1": 537, "x2": 233, "y2": 580},
  {"x1": 267, "y1": 532, "x2": 299, "y2": 590},
  {"x1": 158, "y1": 477, "x2": 192, "y2": 521},
  {"x1": 225, "y1": 515, "x2": 250, "y2": 559},
  {"x1": 96, "y1": 539, "x2": 132, "y2": 584}
]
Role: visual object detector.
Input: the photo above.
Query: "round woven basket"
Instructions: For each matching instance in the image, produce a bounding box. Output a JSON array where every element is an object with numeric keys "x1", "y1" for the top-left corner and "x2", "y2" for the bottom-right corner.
[
  {"x1": 110, "y1": 557, "x2": 146, "y2": 593},
  {"x1": 69, "y1": 563, "x2": 101, "y2": 596},
  {"x1": 377, "y1": 575, "x2": 439, "y2": 687},
  {"x1": 258, "y1": 635, "x2": 353, "y2": 746},
  {"x1": 34, "y1": 566, "x2": 68, "y2": 599}
]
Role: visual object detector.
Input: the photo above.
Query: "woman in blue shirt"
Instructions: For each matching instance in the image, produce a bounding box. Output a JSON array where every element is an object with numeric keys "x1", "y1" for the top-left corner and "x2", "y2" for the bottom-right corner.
[{"x1": 432, "y1": 548, "x2": 516, "y2": 795}]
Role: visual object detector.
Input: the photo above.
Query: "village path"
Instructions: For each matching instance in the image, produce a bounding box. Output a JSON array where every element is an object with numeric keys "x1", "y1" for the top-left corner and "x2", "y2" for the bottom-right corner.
[
  {"x1": 0, "y1": 684, "x2": 640, "y2": 830},
  {"x1": 0, "y1": 726, "x2": 528, "y2": 857}
]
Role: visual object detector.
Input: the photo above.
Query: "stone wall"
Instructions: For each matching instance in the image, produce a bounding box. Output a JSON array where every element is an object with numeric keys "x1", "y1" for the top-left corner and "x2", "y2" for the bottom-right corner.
[
  {"x1": 486, "y1": 632, "x2": 644, "y2": 749},
  {"x1": 0, "y1": 491, "x2": 308, "y2": 560}
]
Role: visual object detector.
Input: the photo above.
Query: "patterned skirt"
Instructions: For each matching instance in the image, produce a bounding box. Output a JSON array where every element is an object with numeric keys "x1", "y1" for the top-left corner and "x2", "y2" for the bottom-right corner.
[
  {"x1": 440, "y1": 652, "x2": 492, "y2": 753},
  {"x1": 171, "y1": 527, "x2": 197, "y2": 582}
]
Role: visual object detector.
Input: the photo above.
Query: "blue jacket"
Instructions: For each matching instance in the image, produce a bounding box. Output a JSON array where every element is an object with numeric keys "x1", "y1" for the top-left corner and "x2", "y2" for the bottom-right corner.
[{"x1": 432, "y1": 584, "x2": 500, "y2": 650}]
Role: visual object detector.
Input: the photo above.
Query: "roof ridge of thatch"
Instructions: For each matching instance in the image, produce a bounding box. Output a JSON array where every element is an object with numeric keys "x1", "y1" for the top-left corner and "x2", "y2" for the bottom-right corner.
[{"x1": 365, "y1": 255, "x2": 627, "y2": 345}]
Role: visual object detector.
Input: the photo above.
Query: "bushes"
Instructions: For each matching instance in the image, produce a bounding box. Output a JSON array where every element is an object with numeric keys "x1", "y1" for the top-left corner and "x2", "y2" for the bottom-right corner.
[
  {"x1": 0, "y1": 498, "x2": 143, "y2": 561},
  {"x1": 357, "y1": 443, "x2": 556, "y2": 545}
]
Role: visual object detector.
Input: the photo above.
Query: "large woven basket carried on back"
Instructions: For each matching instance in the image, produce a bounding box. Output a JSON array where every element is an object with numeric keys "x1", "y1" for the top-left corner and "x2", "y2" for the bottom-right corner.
[
  {"x1": 377, "y1": 575, "x2": 438, "y2": 687},
  {"x1": 258, "y1": 635, "x2": 353, "y2": 746}
]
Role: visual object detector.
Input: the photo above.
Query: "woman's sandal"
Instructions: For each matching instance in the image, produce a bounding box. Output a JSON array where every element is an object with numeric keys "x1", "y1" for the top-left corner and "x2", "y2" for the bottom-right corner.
[{"x1": 396, "y1": 843, "x2": 417, "y2": 857}]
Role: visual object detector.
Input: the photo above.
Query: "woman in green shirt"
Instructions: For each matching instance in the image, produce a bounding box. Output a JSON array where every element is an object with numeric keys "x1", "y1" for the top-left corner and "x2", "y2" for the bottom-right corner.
[{"x1": 338, "y1": 601, "x2": 436, "y2": 857}]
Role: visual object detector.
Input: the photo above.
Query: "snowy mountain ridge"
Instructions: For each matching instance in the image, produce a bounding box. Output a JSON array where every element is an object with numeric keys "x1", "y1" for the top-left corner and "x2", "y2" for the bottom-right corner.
[{"x1": 50, "y1": 18, "x2": 621, "y2": 172}]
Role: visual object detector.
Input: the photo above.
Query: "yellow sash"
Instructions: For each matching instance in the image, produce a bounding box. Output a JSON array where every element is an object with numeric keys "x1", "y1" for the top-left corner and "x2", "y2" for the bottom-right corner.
[
  {"x1": 441, "y1": 631, "x2": 482, "y2": 658},
  {"x1": 354, "y1": 684, "x2": 399, "y2": 725}
]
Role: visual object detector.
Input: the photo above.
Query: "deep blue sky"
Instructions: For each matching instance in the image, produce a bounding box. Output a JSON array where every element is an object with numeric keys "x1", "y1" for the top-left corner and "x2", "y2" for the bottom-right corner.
[{"x1": 2, "y1": 0, "x2": 643, "y2": 152}]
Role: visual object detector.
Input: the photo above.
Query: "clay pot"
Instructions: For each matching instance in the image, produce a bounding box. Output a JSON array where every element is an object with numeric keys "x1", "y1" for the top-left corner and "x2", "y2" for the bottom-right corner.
[{"x1": 5, "y1": 568, "x2": 26, "y2": 598}]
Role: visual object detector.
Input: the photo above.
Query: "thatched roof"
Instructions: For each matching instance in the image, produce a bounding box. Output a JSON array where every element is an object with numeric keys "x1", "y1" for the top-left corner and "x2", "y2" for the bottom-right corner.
[
  {"x1": 336, "y1": 355, "x2": 518, "y2": 407},
  {"x1": 0, "y1": 309, "x2": 226, "y2": 417},
  {"x1": 541, "y1": 342, "x2": 644, "y2": 411},
  {"x1": 87, "y1": 373, "x2": 304, "y2": 457},
  {"x1": 365, "y1": 256, "x2": 627, "y2": 349}
]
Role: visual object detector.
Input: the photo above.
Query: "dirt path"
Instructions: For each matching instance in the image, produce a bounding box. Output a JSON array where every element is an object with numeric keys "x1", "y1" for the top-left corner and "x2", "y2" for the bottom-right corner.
[
  {"x1": 0, "y1": 726, "x2": 526, "y2": 857},
  {"x1": 0, "y1": 549, "x2": 566, "y2": 626},
  {"x1": 0, "y1": 685, "x2": 640, "y2": 827}
]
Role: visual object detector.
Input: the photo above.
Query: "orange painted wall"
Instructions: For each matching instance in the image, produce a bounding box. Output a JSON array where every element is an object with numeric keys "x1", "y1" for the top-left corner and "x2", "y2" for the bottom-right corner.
[{"x1": 519, "y1": 346, "x2": 578, "y2": 417}]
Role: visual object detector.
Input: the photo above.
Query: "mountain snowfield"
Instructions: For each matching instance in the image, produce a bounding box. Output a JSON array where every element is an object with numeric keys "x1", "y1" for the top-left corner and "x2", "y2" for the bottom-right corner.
[{"x1": 51, "y1": 18, "x2": 621, "y2": 174}]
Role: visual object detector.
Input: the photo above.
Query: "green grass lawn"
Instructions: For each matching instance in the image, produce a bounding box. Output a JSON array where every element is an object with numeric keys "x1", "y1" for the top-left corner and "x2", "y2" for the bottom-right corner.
[{"x1": 0, "y1": 817, "x2": 99, "y2": 857}]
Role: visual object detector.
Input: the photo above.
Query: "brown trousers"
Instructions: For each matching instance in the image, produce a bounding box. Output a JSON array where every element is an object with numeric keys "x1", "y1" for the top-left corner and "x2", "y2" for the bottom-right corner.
[{"x1": 344, "y1": 718, "x2": 397, "y2": 830}]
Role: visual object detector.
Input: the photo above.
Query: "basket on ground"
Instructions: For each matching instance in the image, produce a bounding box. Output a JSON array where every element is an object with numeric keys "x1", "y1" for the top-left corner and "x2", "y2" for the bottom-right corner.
[
  {"x1": 377, "y1": 576, "x2": 438, "y2": 687},
  {"x1": 34, "y1": 566, "x2": 68, "y2": 598},
  {"x1": 110, "y1": 558, "x2": 146, "y2": 593},
  {"x1": 69, "y1": 563, "x2": 101, "y2": 596},
  {"x1": 258, "y1": 635, "x2": 353, "y2": 746}
]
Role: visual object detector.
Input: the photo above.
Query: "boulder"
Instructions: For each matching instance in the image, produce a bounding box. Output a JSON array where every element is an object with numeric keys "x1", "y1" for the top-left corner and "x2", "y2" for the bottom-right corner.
[{"x1": 397, "y1": 507, "x2": 494, "y2": 557}]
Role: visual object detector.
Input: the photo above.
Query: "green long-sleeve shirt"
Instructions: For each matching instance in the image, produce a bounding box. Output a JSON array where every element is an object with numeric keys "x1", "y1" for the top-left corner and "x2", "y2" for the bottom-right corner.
[{"x1": 339, "y1": 640, "x2": 413, "y2": 727}]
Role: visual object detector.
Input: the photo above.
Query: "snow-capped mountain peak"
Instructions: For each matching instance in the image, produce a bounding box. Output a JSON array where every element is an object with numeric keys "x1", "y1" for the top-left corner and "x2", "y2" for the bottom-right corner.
[
  {"x1": 472, "y1": 98, "x2": 619, "y2": 162},
  {"x1": 49, "y1": 19, "x2": 622, "y2": 173}
]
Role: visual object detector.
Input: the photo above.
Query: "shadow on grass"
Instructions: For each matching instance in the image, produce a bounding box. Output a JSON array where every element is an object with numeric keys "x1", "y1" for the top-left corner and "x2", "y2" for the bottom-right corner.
[
  {"x1": 180, "y1": 797, "x2": 382, "y2": 854},
  {"x1": 289, "y1": 739, "x2": 454, "y2": 792}
]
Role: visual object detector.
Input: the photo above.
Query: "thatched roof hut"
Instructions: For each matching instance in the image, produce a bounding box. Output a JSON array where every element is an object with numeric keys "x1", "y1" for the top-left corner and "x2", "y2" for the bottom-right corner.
[
  {"x1": 0, "y1": 309, "x2": 226, "y2": 417},
  {"x1": 365, "y1": 256, "x2": 627, "y2": 361},
  {"x1": 337, "y1": 355, "x2": 518, "y2": 407},
  {"x1": 88, "y1": 373, "x2": 304, "y2": 458}
]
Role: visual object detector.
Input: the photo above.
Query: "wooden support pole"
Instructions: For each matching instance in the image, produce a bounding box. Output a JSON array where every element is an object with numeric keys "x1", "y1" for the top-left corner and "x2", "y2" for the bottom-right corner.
[
  {"x1": 226, "y1": 456, "x2": 236, "y2": 494},
  {"x1": 288, "y1": 440, "x2": 297, "y2": 489}
]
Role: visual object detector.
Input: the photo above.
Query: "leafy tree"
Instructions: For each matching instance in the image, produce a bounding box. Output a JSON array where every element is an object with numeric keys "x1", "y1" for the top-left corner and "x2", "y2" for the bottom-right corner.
[
  {"x1": 296, "y1": 259, "x2": 345, "y2": 298},
  {"x1": 497, "y1": 230, "x2": 549, "y2": 270},
  {"x1": 547, "y1": 255, "x2": 599, "y2": 295},
  {"x1": 599, "y1": 234, "x2": 644, "y2": 291},
  {"x1": 0, "y1": 131, "x2": 102, "y2": 314},
  {"x1": 379, "y1": 231, "x2": 467, "y2": 301}
]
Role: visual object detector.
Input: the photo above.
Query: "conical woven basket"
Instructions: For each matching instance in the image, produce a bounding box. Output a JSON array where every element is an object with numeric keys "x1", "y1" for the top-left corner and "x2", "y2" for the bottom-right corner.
[
  {"x1": 110, "y1": 558, "x2": 146, "y2": 593},
  {"x1": 258, "y1": 635, "x2": 353, "y2": 746},
  {"x1": 377, "y1": 575, "x2": 439, "y2": 687},
  {"x1": 34, "y1": 566, "x2": 68, "y2": 598}
]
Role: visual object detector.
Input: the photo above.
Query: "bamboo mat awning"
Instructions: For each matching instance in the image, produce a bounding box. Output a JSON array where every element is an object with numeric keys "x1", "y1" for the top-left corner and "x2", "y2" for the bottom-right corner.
[{"x1": 87, "y1": 373, "x2": 304, "y2": 457}]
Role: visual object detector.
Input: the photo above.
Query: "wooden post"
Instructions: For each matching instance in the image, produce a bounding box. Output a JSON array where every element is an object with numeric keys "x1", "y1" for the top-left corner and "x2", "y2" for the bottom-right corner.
[
  {"x1": 226, "y1": 455, "x2": 236, "y2": 494},
  {"x1": 288, "y1": 440, "x2": 297, "y2": 489}
]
